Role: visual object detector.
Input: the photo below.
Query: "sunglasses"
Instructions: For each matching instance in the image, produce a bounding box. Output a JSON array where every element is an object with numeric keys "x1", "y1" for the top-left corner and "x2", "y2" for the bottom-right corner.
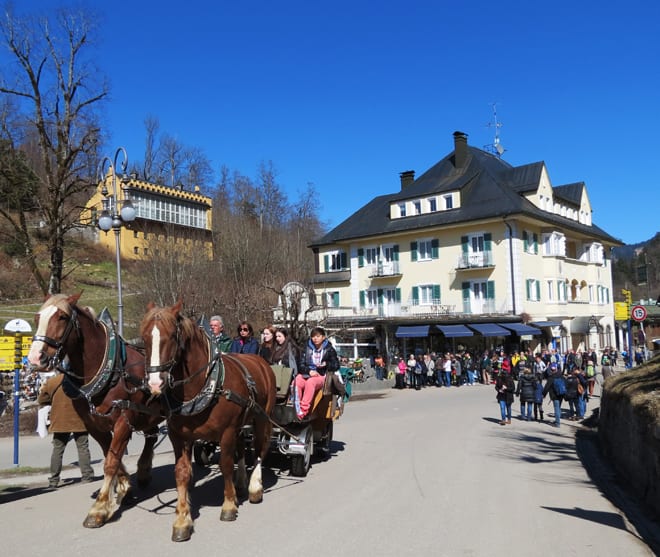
[{"x1": 240, "y1": 327, "x2": 250, "y2": 332}]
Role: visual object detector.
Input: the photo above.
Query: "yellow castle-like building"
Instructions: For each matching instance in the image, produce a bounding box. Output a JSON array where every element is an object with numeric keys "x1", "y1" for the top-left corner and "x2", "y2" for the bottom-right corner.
[{"x1": 82, "y1": 169, "x2": 213, "y2": 260}]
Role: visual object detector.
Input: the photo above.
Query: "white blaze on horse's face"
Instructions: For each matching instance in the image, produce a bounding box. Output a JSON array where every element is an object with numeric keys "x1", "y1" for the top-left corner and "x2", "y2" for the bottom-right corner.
[
  {"x1": 27, "y1": 305, "x2": 59, "y2": 366},
  {"x1": 148, "y1": 324, "x2": 163, "y2": 395}
]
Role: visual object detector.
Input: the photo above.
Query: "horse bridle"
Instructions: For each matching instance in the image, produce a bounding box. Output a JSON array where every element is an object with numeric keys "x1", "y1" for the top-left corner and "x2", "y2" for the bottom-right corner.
[
  {"x1": 32, "y1": 306, "x2": 80, "y2": 371},
  {"x1": 145, "y1": 317, "x2": 217, "y2": 391},
  {"x1": 145, "y1": 317, "x2": 183, "y2": 388}
]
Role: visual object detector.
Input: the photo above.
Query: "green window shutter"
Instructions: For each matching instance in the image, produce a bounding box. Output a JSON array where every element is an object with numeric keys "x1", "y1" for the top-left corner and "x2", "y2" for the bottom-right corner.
[
  {"x1": 462, "y1": 281, "x2": 471, "y2": 313},
  {"x1": 431, "y1": 239, "x2": 439, "y2": 259},
  {"x1": 523, "y1": 231, "x2": 529, "y2": 252},
  {"x1": 323, "y1": 254, "x2": 329, "y2": 272},
  {"x1": 393, "y1": 244, "x2": 399, "y2": 261},
  {"x1": 433, "y1": 284, "x2": 440, "y2": 303},
  {"x1": 377, "y1": 288, "x2": 383, "y2": 304},
  {"x1": 535, "y1": 280, "x2": 541, "y2": 301},
  {"x1": 340, "y1": 252, "x2": 347, "y2": 269},
  {"x1": 526, "y1": 279, "x2": 531, "y2": 300},
  {"x1": 461, "y1": 236, "x2": 468, "y2": 254},
  {"x1": 533, "y1": 233, "x2": 538, "y2": 254},
  {"x1": 359, "y1": 290, "x2": 365, "y2": 308},
  {"x1": 411, "y1": 242, "x2": 418, "y2": 262},
  {"x1": 412, "y1": 286, "x2": 419, "y2": 304},
  {"x1": 557, "y1": 281, "x2": 561, "y2": 298},
  {"x1": 486, "y1": 281, "x2": 495, "y2": 299},
  {"x1": 332, "y1": 292, "x2": 339, "y2": 307},
  {"x1": 484, "y1": 233, "x2": 492, "y2": 251},
  {"x1": 358, "y1": 248, "x2": 364, "y2": 268},
  {"x1": 395, "y1": 287, "x2": 401, "y2": 302}
]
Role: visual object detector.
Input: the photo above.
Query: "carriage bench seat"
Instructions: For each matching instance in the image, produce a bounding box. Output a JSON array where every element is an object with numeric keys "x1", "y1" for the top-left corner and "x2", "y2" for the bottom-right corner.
[{"x1": 270, "y1": 364, "x2": 294, "y2": 402}]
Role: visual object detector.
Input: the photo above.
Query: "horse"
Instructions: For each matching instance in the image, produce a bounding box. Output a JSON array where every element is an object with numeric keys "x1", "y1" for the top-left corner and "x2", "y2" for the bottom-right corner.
[
  {"x1": 140, "y1": 300, "x2": 276, "y2": 542},
  {"x1": 27, "y1": 293, "x2": 164, "y2": 528}
]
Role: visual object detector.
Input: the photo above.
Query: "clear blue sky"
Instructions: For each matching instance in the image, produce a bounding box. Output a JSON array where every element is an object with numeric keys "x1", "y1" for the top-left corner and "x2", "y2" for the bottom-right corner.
[{"x1": 10, "y1": 1, "x2": 660, "y2": 245}]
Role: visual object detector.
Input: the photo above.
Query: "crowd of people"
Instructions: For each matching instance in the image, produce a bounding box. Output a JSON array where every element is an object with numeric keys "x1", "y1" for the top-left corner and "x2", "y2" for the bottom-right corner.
[{"x1": 388, "y1": 345, "x2": 625, "y2": 427}]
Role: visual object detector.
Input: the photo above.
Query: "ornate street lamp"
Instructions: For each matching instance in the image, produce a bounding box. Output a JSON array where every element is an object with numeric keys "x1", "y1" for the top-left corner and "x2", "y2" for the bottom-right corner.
[{"x1": 96, "y1": 147, "x2": 136, "y2": 336}]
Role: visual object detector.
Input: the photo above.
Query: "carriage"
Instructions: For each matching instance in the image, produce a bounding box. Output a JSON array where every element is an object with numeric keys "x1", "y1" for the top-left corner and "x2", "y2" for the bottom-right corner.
[{"x1": 193, "y1": 361, "x2": 346, "y2": 477}]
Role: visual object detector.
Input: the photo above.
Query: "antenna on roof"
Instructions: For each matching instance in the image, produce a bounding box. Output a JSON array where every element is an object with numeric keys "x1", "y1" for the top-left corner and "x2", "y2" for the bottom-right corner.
[{"x1": 483, "y1": 102, "x2": 506, "y2": 158}]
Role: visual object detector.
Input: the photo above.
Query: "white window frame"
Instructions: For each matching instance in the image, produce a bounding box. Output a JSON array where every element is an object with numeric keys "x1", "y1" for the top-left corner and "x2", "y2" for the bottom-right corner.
[{"x1": 417, "y1": 239, "x2": 433, "y2": 261}]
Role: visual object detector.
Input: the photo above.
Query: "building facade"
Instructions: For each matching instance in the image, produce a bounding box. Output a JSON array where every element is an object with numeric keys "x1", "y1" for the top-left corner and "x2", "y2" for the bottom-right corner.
[
  {"x1": 83, "y1": 171, "x2": 213, "y2": 260},
  {"x1": 305, "y1": 131, "x2": 622, "y2": 360}
]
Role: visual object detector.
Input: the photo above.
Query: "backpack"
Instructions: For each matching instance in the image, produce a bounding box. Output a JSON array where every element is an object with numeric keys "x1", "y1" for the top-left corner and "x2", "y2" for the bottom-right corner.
[
  {"x1": 553, "y1": 375, "x2": 567, "y2": 396},
  {"x1": 586, "y1": 364, "x2": 595, "y2": 378}
]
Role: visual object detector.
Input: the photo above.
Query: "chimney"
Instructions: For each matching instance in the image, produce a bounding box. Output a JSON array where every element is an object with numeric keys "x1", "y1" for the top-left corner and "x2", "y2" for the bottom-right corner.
[
  {"x1": 399, "y1": 170, "x2": 415, "y2": 189},
  {"x1": 453, "y1": 131, "x2": 468, "y2": 168}
]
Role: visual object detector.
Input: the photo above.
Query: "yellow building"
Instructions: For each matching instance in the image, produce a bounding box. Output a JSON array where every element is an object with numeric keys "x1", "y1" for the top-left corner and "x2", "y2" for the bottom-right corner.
[
  {"x1": 302, "y1": 131, "x2": 623, "y2": 359},
  {"x1": 84, "y1": 170, "x2": 213, "y2": 260}
]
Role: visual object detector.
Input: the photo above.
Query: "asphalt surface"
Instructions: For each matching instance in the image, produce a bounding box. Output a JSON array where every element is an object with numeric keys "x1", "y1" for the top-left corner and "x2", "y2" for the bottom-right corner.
[{"x1": 0, "y1": 372, "x2": 658, "y2": 556}]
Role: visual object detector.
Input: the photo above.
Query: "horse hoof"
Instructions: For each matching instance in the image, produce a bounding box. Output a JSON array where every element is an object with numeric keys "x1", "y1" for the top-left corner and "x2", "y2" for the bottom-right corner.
[
  {"x1": 248, "y1": 493, "x2": 263, "y2": 504},
  {"x1": 83, "y1": 515, "x2": 105, "y2": 529},
  {"x1": 220, "y1": 509, "x2": 238, "y2": 522},
  {"x1": 171, "y1": 526, "x2": 193, "y2": 542}
]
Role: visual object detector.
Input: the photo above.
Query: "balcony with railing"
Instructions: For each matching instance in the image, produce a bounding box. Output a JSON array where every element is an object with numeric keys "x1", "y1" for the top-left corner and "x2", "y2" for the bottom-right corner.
[
  {"x1": 456, "y1": 251, "x2": 494, "y2": 270},
  {"x1": 368, "y1": 260, "x2": 401, "y2": 278}
]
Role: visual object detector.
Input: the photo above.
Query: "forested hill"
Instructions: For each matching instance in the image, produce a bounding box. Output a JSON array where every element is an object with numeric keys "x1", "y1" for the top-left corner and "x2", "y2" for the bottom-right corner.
[{"x1": 612, "y1": 232, "x2": 660, "y2": 303}]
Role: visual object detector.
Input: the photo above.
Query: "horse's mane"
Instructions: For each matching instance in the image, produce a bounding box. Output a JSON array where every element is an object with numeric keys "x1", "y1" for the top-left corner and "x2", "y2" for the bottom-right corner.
[{"x1": 40, "y1": 294, "x2": 97, "y2": 319}]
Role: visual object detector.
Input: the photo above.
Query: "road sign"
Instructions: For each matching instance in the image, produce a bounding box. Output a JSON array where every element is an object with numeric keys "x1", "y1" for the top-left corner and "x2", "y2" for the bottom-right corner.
[{"x1": 631, "y1": 305, "x2": 647, "y2": 322}]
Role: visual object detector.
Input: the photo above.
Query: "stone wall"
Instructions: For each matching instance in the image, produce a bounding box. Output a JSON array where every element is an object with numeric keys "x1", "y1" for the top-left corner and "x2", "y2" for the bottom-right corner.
[{"x1": 598, "y1": 360, "x2": 660, "y2": 518}]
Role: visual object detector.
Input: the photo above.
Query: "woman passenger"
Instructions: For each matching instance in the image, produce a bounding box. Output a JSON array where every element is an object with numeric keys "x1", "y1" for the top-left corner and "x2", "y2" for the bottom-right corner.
[
  {"x1": 259, "y1": 325, "x2": 276, "y2": 363},
  {"x1": 230, "y1": 321, "x2": 259, "y2": 354}
]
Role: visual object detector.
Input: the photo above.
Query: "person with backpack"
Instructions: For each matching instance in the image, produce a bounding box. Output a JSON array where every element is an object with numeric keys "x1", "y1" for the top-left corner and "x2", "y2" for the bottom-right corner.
[
  {"x1": 542, "y1": 363, "x2": 565, "y2": 428},
  {"x1": 585, "y1": 358, "x2": 596, "y2": 396}
]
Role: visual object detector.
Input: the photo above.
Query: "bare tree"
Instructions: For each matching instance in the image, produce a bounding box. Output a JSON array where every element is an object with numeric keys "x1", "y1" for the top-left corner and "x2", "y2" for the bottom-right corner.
[{"x1": 0, "y1": 5, "x2": 106, "y2": 294}]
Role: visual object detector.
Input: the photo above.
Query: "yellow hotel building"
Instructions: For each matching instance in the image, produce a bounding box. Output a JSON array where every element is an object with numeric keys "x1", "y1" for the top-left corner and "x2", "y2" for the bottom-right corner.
[{"x1": 83, "y1": 170, "x2": 213, "y2": 260}]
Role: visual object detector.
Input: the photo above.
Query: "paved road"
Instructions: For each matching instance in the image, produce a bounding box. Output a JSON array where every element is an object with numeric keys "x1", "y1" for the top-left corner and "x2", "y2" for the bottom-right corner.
[{"x1": 0, "y1": 380, "x2": 658, "y2": 556}]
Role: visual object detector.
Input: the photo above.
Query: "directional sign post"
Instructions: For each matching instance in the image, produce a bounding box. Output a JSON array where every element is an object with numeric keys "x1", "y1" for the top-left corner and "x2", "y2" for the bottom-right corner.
[
  {"x1": 4, "y1": 319, "x2": 32, "y2": 466},
  {"x1": 631, "y1": 305, "x2": 647, "y2": 322}
]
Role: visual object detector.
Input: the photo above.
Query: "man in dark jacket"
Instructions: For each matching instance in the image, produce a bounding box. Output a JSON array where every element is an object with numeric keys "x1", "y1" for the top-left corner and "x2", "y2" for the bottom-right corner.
[
  {"x1": 542, "y1": 364, "x2": 564, "y2": 427},
  {"x1": 38, "y1": 374, "x2": 94, "y2": 488},
  {"x1": 515, "y1": 363, "x2": 537, "y2": 421}
]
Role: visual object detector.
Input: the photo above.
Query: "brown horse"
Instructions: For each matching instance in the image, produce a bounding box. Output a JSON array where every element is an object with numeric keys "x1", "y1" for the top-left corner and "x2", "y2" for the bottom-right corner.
[
  {"x1": 140, "y1": 300, "x2": 276, "y2": 542},
  {"x1": 27, "y1": 293, "x2": 163, "y2": 527}
]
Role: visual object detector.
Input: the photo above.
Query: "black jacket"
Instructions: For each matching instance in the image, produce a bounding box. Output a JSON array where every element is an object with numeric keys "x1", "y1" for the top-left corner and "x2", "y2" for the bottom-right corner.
[{"x1": 516, "y1": 372, "x2": 537, "y2": 403}]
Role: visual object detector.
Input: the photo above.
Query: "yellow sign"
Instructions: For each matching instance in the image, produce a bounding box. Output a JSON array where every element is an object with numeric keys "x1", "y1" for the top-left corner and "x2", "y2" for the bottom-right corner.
[
  {"x1": 0, "y1": 335, "x2": 33, "y2": 371},
  {"x1": 614, "y1": 302, "x2": 629, "y2": 321}
]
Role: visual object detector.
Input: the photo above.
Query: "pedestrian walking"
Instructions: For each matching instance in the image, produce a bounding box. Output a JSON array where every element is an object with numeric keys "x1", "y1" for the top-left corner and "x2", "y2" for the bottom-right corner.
[{"x1": 37, "y1": 373, "x2": 94, "y2": 488}]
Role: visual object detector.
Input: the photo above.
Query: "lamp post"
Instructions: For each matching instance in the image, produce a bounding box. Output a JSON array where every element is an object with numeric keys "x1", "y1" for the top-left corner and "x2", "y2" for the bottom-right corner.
[{"x1": 96, "y1": 147, "x2": 136, "y2": 336}]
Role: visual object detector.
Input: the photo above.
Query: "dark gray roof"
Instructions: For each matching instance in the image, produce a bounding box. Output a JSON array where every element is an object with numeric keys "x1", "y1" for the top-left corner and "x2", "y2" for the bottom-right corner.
[
  {"x1": 553, "y1": 182, "x2": 584, "y2": 206},
  {"x1": 311, "y1": 144, "x2": 622, "y2": 247}
]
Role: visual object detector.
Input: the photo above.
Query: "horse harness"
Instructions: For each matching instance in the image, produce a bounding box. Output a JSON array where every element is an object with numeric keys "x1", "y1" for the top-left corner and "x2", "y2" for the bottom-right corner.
[
  {"x1": 39, "y1": 305, "x2": 161, "y2": 420},
  {"x1": 156, "y1": 325, "x2": 265, "y2": 423}
]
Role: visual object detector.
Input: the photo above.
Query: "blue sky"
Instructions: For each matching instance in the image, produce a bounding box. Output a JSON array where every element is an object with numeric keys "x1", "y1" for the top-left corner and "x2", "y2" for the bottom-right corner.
[{"x1": 8, "y1": 1, "x2": 660, "y2": 245}]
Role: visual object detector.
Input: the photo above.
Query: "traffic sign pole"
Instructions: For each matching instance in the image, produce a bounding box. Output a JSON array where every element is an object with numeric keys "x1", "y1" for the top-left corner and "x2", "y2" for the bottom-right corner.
[{"x1": 4, "y1": 319, "x2": 32, "y2": 467}]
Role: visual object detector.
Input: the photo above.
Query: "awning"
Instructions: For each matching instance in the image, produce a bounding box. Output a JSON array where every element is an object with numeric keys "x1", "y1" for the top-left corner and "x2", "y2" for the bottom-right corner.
[
  {"x1": 436, "y1": 324, "x2": 474, "y2": 338},
  {"x1": 500, "y1": 323, "x2": 542, "y2": 336},
  {"x1": 467, "y1": 323, "x2": 511, "y2": 337},
  {"x1": 530, "y1": 321, "x2": 562, "y2": 328},
  {"x1": 395, "y1": 325, "x2": 430, "y2": 338}
]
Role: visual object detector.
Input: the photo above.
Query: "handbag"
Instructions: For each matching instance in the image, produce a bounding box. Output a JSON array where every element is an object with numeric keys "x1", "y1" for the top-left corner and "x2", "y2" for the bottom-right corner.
[{"x1": 577, "y1": 382, "x2": 585, "y2": 395}]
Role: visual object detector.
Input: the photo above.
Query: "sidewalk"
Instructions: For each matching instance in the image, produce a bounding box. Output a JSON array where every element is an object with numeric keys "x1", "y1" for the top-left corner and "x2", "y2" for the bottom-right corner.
[{"x1": 0, "y1": 428, "x2": 173, "y2": 487}]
